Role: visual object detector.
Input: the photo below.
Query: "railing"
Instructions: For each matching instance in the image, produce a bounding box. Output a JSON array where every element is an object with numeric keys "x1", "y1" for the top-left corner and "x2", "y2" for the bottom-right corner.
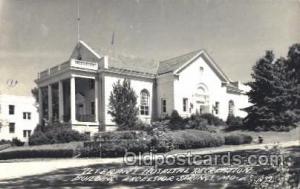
[
  {"x1": 71, "y1": 59, "x2": 98, "y2": 70},
  {"x1": 76, "y1": 114, "x2": 95, "y2": 122},
  {"x1": 39, "y1": 70, "x2": 49, "y2": 79},
  {"x1": 50, "y1": 65, "x2": 60, "y2": 75},
  {"x1": 38, "y1": 59, "x2": 99, "y2": 79}
]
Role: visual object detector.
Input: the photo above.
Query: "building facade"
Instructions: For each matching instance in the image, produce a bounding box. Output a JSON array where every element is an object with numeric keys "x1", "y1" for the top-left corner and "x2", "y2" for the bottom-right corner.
[
  {"x1": 0, "y1": 95, "x2": 38, "y2": 142},
  {"x1": 35, "y1": 41, "x2": 250, "y2": 133}
]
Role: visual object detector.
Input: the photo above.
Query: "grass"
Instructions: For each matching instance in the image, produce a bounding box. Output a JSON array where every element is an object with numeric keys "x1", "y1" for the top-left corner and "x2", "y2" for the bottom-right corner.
[{"x1": 225, "y1": 126, "x2": 300, "y2": 144}]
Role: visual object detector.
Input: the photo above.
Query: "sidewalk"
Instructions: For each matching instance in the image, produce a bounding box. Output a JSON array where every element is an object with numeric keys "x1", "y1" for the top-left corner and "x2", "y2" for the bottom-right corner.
[{"x1": 0, "y1": 140, "x2": 299, "y2": 181}]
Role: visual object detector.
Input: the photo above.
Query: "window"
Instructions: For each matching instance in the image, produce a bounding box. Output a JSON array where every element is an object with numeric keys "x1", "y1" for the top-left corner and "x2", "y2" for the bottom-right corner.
[
  {"x1": 23, "y1": 130, "x2": 32, "y2": 138},
  {"x1": 215, "y1": 102, "x2": 219, "y2": 115},
  {"x1": 9, "y1": 123, "x2": 15, "y2": 133},
  {"x1": 183, "y1": 98, "x2": 188, "y2": 112},
  {"x1": 9, "y1": 105, "x2": 15, "y2": 115},
  {"x1": 161, "y1": 98, "x2": 167, "y2": 113},
  {"x1": 89, "y1": 79, "x2": 95, "y2": 89},
  {"x1": 23, "y1": 112, "x2": 31, "y2": 120},
  {"x1": 91, "y1": 101, "x2": 95, "y2": 115},
  {"x1": 228, "y1": 100, "x2": 235, "y2": 116},
  {"x1": 140, "y1": 89, "x2": 149, "y2": 115}
]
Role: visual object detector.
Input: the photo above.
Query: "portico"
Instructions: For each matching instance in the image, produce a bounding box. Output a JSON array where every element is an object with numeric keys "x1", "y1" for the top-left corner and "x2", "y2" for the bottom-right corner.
[{"x1": 36, "y1": 58, "x2": 101, "y2": 133}]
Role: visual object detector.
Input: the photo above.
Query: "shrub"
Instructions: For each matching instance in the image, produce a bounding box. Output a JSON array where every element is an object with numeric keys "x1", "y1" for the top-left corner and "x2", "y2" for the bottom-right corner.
[
  {"x1": 224, "y1": 134, "x2": 253, "y2": 145},
  {"x1": 150, "y1": 130, "x2": 174, "y2": 153},
  {"x1": 0, "y1": 142, "x2": 81, "y2": 160},
  {"x1": 132, "y1": 119, "x2": 152, "y2": 131},
  {"x1": 226, "y1": 115, "x2": 244, "y2": 127},
  {"x1": 0, "y1": 139, "x2": 11, "y2": 145},
  {"x1": 94, "y1": 130, "x2": 149, "y2": 141},
  {"x1": 29, "y1": 124, "x2": 89, "y2": 145},
  {"x1": 12, "y1": 138, "x2": 25, "y2": 146},
  {"x1": 186, "y1": 114, "x2": 209, "y2": 131},
  {"x1": 85, "y1": 131, "x2": 152, "y2": 157},
  {"x1": 199, "y1": 113, "x2": 226, "y2": 126},
  {"x1": 169, "y1": 110, "x2": 185, "y2": 130},
  {"x1": 0, "y1": 149, "x2": 74, "y2": 160},
  {"x1": 166, "y1": 129, "x2": 225, "y2": 149},
  {"x1": 150, "y1": 120, "x2": 170, "y2": 132}
]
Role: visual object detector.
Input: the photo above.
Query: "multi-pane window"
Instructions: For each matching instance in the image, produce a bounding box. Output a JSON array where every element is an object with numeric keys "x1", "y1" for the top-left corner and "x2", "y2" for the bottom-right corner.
[
  {"x1": 183, "y1": 98, "x2": 188, "y2": 112},
  {"x1": 161, "y1": 99, "x2": 167, "y2": 113},
  {"x1": 23, "y1": 130, "x2": 32, "y2": 138},
  {"x1": 9, "y1": 105, "x2": 15, "y2": 115},
  {"x1": 23, "y1": 112, "x2": 31, "y2": 120},
  {"x1": 140, "y1": 90, "x2": 149, "y2": 115},
  {"x1": 9, "y1": 123, "x2": 15, "y2": 133}
]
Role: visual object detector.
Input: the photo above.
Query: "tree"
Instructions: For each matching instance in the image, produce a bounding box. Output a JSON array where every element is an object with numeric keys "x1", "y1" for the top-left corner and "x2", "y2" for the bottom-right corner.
[
  {"x1": 244, "y1": 51, "x2": 277, "y2": 130},
  {"x1": 244, "y1": 47, "x2": 300, "y2": 130},
  {"x1": 286, "y1": 44, "x2": 300, "y2": 123},
  {"x1": 108, "y1": 79, "x2": 139, "y2": 130}
]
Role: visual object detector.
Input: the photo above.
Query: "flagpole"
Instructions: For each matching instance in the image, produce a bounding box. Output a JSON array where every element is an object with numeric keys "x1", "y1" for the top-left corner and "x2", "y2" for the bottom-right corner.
[{"x1": 77, "y1": 0, "x2": 80, "y2": 42}]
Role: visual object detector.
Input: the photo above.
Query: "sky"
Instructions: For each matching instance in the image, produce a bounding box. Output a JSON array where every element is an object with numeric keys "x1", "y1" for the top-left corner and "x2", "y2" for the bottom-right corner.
[{"x1": 0, "y1": 0, "x2": 299, "y2": 96}]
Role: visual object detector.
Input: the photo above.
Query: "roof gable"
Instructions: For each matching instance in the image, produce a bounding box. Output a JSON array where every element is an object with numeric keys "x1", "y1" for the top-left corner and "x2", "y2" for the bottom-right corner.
[
  {"x1": 70, "y1": 40, "x2": 101, "y2": 62},
  {"x1": 157, "y1": 50, "x2": 201, "y2": 75},
  {"x1": 174, "y1": 50, "x2": 231, "y2": 82}
]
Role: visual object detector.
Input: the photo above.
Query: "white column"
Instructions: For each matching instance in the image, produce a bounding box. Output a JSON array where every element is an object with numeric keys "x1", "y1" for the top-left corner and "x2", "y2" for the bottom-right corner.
[
  {"x1": 70, "y1": 77, "x2": 76, "y2": 123},
  {"x1": 48, "y1": 85, "x2": 53, "y2": 123},
  {"x1": 38, "y1": 87, "x2": 43, "y2": 125},
  {"x1": 94, "y1": 78, "x2": 99, "y2": 122},
  {"x1": 58, "y1": 81, "x2": 64, "y2": 123}
]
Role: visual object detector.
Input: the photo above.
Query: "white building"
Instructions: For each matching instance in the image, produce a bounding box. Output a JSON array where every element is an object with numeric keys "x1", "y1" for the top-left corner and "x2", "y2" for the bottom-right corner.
[
  {"x1": 35, "y1": 41, "x2": 250, "y2": 133},
  {"x1": 0, "y1": 95, "x2": 39, "y2": 142}
]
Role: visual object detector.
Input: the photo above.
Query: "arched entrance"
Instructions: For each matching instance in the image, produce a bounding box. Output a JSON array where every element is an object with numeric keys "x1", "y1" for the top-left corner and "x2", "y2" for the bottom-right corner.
[{"x1": 191, "y1": 84, "x2": 210, "y2": 114}]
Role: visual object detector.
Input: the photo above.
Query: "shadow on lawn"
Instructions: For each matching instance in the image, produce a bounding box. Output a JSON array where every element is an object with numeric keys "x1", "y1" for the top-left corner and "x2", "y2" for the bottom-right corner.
[{"x1": 0, "y1": 146, "x2": 299, "y2": 189}]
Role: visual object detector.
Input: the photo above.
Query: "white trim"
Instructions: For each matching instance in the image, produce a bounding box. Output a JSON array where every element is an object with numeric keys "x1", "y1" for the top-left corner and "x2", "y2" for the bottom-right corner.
[
  {"x1": 173, "y1": 50, "x2": 204, "y2": 74},
  {"x1": 78, "y1": 40, "x2": 101, "y2": 59},
  {"x1": 173, "y1": 50, "x2": 230, "y2": 82}
]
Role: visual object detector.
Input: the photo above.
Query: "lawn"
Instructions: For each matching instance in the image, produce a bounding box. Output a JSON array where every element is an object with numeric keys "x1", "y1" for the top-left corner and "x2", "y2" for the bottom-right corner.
[
  {"x1": 224, "y1": 126, "x2": 300, "y2": 144},
  {"x1": 0, "y1": 145, "x2": 299, "y2": 188}
]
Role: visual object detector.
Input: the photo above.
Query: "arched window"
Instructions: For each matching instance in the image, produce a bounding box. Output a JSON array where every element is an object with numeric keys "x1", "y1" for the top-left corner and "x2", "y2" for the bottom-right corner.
[
  {"x1": 228, "y1": 100, "x2": 235, "y2": 116},
  {"x1": 140, "y1": 89, "x2": 150, "y2": 115}
]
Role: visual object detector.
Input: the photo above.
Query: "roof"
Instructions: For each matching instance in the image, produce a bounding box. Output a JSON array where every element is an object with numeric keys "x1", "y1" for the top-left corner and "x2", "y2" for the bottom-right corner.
[
  {"x1": 108, "y1": 54, "x2": 159, "y2": 75},
  {"x1": 72, "y1": 41, "x2": 233, "y2": 83},
  {"x1": 157, "y1": 50, "x2": 201, "y2": 75}
]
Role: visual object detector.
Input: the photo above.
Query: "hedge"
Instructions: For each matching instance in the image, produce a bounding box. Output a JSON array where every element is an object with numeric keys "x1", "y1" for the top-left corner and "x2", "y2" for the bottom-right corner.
[
  {"x1": 29, "y1": 124, "x2": 89, "y2": 145},
  {"x1": 165, "y1": 129, "x2": 225, "y2": 149},
  {"x1": 0, "y1": 142, "x2": 82, "y2": 160},
  {"x1": 224, "y1": 134, "x2": 253, "y2": 145},
  {"x1": 82, "y1": 131, "x2": 152, "y2": 157}
]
